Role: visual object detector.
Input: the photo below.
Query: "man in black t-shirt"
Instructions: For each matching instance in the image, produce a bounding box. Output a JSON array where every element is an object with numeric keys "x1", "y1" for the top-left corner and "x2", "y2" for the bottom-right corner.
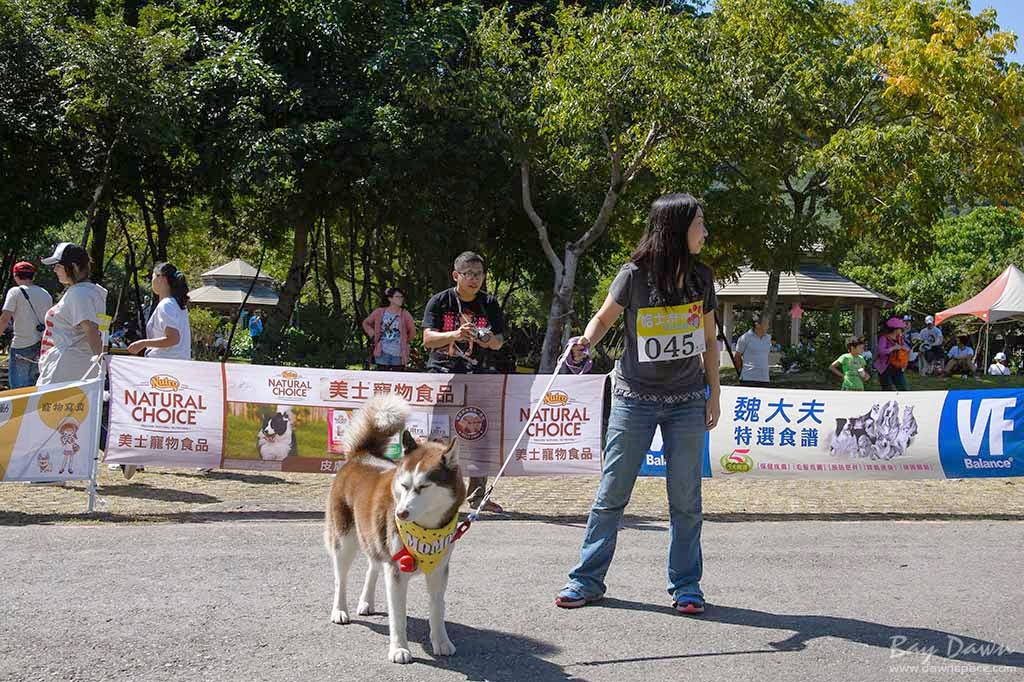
[{"x1": 422, "y1": 251, "x2": 506, "y2": 512}]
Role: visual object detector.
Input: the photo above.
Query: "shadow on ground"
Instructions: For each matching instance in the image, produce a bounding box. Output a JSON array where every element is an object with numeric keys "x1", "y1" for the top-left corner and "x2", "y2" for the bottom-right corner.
[
  {"x1": 354, "y1": 615, "x2": 576, "y2": 681},
  {"x1": 573, "y1": 599, "x2": 1024, "y2": 669},
  {"x1": 96, "y1": 483, "x2": 221, "y2": 504},
  {"x1": 163, "y1": 470, "x2": 302, "y2": 485},
  {"x1": 480, "y1": 510, "x2": 1024, "y2": 526}
]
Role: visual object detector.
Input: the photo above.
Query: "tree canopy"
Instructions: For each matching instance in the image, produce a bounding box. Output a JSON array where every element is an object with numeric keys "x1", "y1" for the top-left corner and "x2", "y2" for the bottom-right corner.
[{"x1": 1, "y1": 0, "x2": 1021, "y2": 367}]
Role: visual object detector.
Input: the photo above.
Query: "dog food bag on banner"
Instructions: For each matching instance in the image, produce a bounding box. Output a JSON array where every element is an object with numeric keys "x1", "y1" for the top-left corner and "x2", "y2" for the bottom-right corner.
[{"x1": 328, "y1": 408, "x2": 402, "y2": 459}]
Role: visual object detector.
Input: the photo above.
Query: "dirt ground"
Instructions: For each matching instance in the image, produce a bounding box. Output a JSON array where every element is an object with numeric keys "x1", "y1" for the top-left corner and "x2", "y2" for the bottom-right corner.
[{"x1": 2, "y1": 466, "x2": 1021, "y2": 525}]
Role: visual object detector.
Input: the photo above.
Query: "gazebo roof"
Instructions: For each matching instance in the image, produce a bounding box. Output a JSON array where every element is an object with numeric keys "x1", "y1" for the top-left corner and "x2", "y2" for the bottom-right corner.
[
  {"x1": 200, "y1": 258, "x2": 276, "y2": 284},
  {"x1": 716, "y1": 264, "x2": 893, "y2": 308},
  {"x1": 189, "y1": 284, "x2": 279, "y2": 308},
  {"x1": 191, "y1": 258, "x2": 279, "y2": 309}
]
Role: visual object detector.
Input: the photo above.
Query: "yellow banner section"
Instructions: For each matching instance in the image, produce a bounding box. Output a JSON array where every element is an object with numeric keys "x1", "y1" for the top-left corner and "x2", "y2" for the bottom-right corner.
[
  {"x1": 0, "y1": 381, "x2": 100, "y2": 482},
  {"x1": 0, "y1": 389, "x2": 33, "y2": 480},
  {"x1": 636, "y1": 301, "x2": 704, "y2": 337}
]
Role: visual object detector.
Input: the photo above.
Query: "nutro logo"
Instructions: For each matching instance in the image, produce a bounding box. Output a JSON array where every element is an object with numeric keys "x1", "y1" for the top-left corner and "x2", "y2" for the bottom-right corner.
[
  {"x1": 544, "y1": 391, "x2": 569, "y2": 406},
  {"x1": 938, "y1": 390, "x2": 1022, "y2": 478},
  {"x1": 149, "y1": 375, "x2": 180, "y2": 391}
]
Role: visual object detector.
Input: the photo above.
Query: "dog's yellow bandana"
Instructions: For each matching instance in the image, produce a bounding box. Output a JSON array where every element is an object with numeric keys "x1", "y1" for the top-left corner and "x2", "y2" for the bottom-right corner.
[{"x1": 394, "y1": 514, "x2": 459, "y2": 575}]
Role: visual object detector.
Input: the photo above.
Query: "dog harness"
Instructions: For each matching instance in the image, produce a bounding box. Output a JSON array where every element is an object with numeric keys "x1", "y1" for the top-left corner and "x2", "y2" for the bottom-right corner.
[{"x1": 392, "y1": 514, "x2": 470, "y2": 575}]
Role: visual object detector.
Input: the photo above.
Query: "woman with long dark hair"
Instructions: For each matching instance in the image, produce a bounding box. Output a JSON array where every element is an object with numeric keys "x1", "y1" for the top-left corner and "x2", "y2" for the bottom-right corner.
[
  {"x1": 555, "y1": 193, "x2": 720, "y2": 615},
  {"x1": 127, "y1": 262, "x2": 192, "y2": 360}
]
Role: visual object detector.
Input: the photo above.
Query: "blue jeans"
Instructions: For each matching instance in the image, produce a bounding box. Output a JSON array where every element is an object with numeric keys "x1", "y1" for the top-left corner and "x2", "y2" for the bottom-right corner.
[
  {"x1": 8, "y1": 343, "x2": 40, "y2": 388},
  {"x1": 374, "y1": 352, "x2": 404, "y2": 369},
  {"x1": 879, "y1": 367, "x2": 907, "y2": 391},
  {"x1": 566, "y1": 395, "x2": 707, "y2": 603}
]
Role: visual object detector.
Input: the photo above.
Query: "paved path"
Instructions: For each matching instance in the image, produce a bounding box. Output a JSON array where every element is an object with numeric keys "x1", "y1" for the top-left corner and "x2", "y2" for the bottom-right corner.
[{"x1": 2, "y1": 519, "x2": 1022, "y2": 681}]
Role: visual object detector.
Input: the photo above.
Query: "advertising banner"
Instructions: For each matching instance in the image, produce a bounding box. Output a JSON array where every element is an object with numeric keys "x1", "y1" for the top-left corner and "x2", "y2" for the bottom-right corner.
[
  {"x1": 710, "y1": 386, "x2": 947, "y2": 479},
  {"x1": 105, "y1": 357, "x2": 224, "y2": 469},
  {"x1": 106, "y1": 357, "x2": 606, "y2": 476},
  {"x1": 0, "y1": 379, "x2": 102, "y2": 482},
  {"x1": 105, "y1": 357, "x2": 1024, "y2": 480},
  {"x1": 500, "y1": 374, "x2": 607, "y2": 475}
]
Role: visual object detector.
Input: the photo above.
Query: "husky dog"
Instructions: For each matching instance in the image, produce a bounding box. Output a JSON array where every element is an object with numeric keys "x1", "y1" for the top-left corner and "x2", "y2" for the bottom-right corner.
[
  {"x1": 257, "y1": 405, "x2": 297, "y2": 460},
  {"x1": 324, "y1": 395, "x2": 466, "y2": 664}
]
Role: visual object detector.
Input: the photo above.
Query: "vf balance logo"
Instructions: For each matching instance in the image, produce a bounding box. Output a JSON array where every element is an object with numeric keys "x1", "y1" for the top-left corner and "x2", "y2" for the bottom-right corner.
[{"x1": 938, "y1": 390, "x2": 1023, "y2": 478}]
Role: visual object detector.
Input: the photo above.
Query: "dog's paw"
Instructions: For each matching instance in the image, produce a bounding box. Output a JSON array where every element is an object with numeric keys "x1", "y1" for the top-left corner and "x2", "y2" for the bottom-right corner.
[
  {"x1": 388, "y1": 647, "x2": 413, "y2": 664},
  {"x1": 431, "y1": 637, "x2": 456, "y2": 657},
  {"x1": 356, "y1": 601, "x2": 374, "y2": 616},
  {"x1": 330, "y1": 608, "x2": 350, "y2": 625}
]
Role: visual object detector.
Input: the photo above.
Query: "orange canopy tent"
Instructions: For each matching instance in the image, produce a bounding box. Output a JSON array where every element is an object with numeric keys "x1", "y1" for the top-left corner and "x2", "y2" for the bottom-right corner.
[
  {"x1": 934, "y1": 265, "x2": 1024, "y2": 369},
  {"x1": 935, "y1": 265, "x2": 1024, "y2": 325}
]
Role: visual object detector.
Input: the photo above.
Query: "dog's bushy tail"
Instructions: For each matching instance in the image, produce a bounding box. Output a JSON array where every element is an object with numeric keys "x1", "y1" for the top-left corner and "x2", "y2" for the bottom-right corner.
[{"x1": 343, "y1": 394, "x2": 409, "y2": 459}]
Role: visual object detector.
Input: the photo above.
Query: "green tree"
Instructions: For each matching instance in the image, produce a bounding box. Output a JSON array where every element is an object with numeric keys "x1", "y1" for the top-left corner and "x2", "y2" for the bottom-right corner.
[
  {"x1": 0, "y1": 0, "x2": 84, "y2": 260},
  {"x1": 841, "y1": 206, "x2": 1024, "y2": 316},
  {"x1": 476, "y1": 3, "x2": 710, "y2": 371},
  {"x1": 701, "y1": 0, "x2": 1024, "y2": 321}
]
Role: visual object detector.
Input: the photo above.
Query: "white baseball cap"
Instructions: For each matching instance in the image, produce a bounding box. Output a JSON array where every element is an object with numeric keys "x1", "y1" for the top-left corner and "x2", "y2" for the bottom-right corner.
[
  {"x1": 994, "y1": 352, "x2": 1007, "y2": 362},
  {"x1": 924, "y1": 315, "x2": 934, "y2": 324},
  {"x1": 41, "y1": 242, "x2": 87, "y2": 265}
]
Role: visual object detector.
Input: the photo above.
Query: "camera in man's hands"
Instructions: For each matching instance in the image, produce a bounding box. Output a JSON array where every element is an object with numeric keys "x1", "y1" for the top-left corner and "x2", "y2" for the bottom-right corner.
[{"x1": 474, "y1": 326, "x2": 492, "y2": 341}]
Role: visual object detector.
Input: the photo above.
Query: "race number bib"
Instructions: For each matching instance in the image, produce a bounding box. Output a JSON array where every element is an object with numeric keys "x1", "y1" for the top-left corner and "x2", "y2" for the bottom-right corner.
[{"x1": 636, "y1": 301, "x2": 706, "y2": 363}]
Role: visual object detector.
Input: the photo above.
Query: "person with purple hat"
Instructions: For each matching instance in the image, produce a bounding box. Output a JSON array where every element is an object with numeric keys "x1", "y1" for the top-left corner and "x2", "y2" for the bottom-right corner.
[
  {"x1": 874, "y1": 316, "x2": 911, "y2": 391},
  {"x1": 36, "y1": 243, "x2": 107, "y2": 385},
  {"x1": 0, "y1": 261, "x2": 53, "y2": 388}
]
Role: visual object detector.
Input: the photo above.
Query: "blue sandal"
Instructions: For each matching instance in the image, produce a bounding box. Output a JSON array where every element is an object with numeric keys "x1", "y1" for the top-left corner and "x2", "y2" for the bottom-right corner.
[
  {"x1": 673, "y1": 597, "x2": 705, "y2": 615},
  {"x1": 555, "y1": 588, "x2": 603, "y2": 609}
]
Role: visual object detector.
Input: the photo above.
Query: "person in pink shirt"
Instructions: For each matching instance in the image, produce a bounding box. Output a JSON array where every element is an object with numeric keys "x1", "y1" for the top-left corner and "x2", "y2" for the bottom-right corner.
[
  {"x1": 874, "y1": 317, "x2": 911, "y2": 391},
  {"x1": 362, "y1": 287, "x2": 416, "y2": 371}
]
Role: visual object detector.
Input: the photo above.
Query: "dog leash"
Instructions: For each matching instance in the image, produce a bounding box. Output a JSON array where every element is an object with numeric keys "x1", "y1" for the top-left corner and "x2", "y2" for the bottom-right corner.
[
  {"x1": 392, "y1": 337, "x2": 593, "y2": 572},
  {"x1": 467, "y1": 337, "x2": 589, "y2": 522}
]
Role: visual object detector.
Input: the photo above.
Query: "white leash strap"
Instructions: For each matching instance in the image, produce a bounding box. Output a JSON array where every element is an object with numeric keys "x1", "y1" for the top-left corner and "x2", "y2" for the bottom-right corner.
[{"x1": 467, "y1": 343, "x2": 577, "y2": 522}]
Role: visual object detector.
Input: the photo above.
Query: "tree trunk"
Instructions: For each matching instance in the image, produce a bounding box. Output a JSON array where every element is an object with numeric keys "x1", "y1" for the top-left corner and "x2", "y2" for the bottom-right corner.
[
  {"x1": 113, "y1": 205, "x2": 147, "y2": 331},
  {"x1": 323, "y1": 218, "x2": 343, "y2": 317},
  {"x1": 0, "y1": 250, "x2": 14, "y2": 295},
  {"x1": 152, "y1": 186, "x2": 170, "y2": 262},
  {"x1": 82, "y1": 122, "x2": 123, "y2": 249},
  {"x1": 135, "y1": 190, "x2": 158, "y2": 262},
  {"x1": 761, "y1": 269, "x2": 782, "y2": 329},
  {"x1": 359, "y1": 208, "x2": 373, "y2": 320},
  {"x1": 309, "y1": 221, "x2": 324, "y2": 309},
  {"x1": 346, "y1": 207, "x2": 363, "y2": 322},
  {"x1": 527, "y1": 124, "x2": 659, "y2": 372},
  {"x1": 539, "y1": 248, "x2": 581, "y2": 372},
  {"x1": 88, "y1": 205, "x2": 110, "y2": 285},
  {"x1": 257, "y1": 218, "x2": 311, "y2": 363}
]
